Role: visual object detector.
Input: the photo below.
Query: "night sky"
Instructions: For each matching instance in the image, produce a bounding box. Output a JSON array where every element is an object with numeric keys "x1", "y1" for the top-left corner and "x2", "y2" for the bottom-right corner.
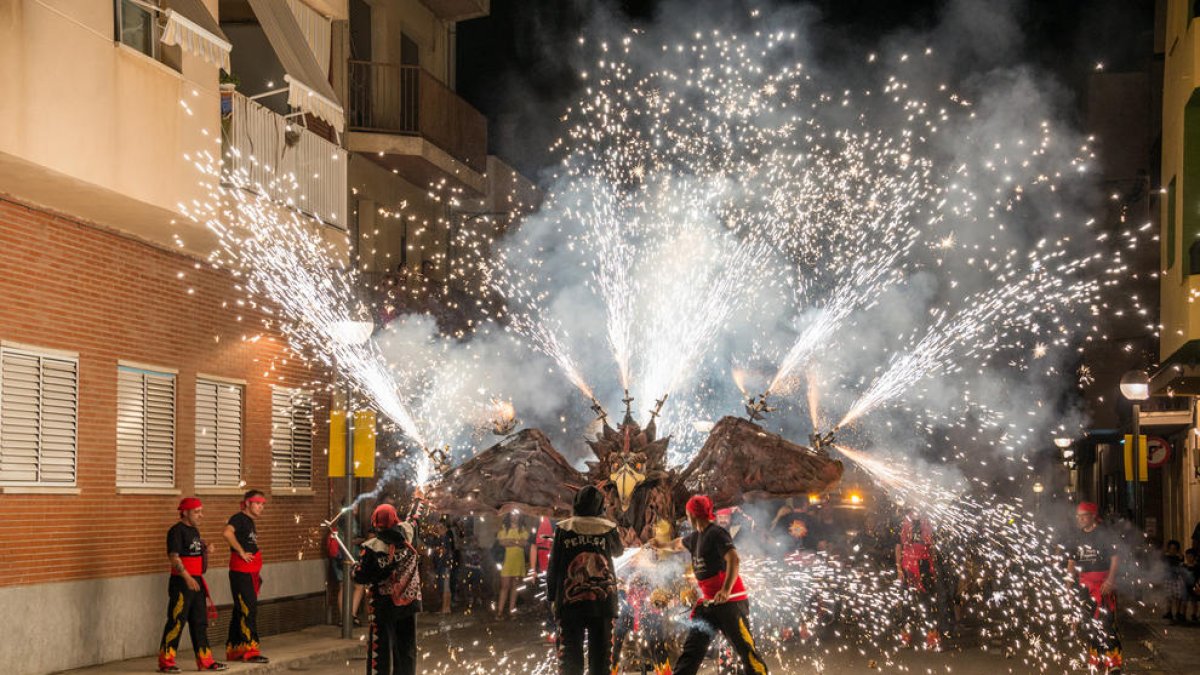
[{"x1": 456, "y1": 0, "x2": 1156, "y2": 177}]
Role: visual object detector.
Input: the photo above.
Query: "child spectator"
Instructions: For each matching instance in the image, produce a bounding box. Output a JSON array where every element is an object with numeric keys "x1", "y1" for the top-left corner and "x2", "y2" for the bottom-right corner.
[
  {"x1": 1162, "y1": 540, "x2": 1186, "y2": 622},
  {"x1": 1186, "y1": 548, "x2": 1200, "y2": 622}
]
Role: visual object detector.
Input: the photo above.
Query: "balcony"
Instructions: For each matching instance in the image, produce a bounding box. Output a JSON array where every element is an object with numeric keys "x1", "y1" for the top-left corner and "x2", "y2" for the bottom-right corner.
[
  {"x1": 346, "y1": 61, "x2": 487, "y2": 195},
  {"x1": 419, "y1": 0, "x2": 490, "y2": 22},
  {"x1": 222, "y1": 92, "x2": 348, "y2": 227}
]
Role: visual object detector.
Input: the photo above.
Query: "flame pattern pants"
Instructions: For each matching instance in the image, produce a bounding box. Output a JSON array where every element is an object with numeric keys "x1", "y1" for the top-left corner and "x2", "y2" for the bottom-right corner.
[
  {"x1": 225, "y1": 570, "x2": 261, "y2": 660},
  {"x1": 556, "y1": 610, "x2": 614, "y2": 675},
  {"x1": 157, "y1": 575, "x2": 216, "y2": 669},
  {"x1": 673, "y1": 600, "x2": 768, "y2": 675},
  {"x1": 1077, "y1": 572, "x2": 1122, "y2": 672}
]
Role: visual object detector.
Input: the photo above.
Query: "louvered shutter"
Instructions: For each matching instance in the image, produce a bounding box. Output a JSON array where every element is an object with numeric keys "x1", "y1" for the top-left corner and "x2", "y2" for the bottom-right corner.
[
  {"x1": 195, "y1": 379, "x2": 243, "y2": 486},
  {"x1": 270, "y1": 387, "x2": 293, "y2": 487},
  {"x1": 38, "y1": 357, "x2": 78, "y2": 483},
  {"x1": 116, "y1": 366, "x2": 176, "y2": 487},
  {"x1": 290, "y1": 392, "x2": 313, "y2": 487},
  {"x1": 271, "y1": 386, "x2": 313, "y2": 488},
  {"x1": 0, "y1": 347, "x2": 77, "y2": 485}
]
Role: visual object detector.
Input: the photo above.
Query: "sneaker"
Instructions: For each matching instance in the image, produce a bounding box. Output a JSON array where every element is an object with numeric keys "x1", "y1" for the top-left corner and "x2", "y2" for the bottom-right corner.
[
  {"x1": 199, "y1": 663, "x2": 229, "y2": 672},
  {"x1": 157, "y1": 667, "x2": 180, "y2": 674},
  {"x1": 247, "y1": 655, "x2": 270, "y2": 663}
]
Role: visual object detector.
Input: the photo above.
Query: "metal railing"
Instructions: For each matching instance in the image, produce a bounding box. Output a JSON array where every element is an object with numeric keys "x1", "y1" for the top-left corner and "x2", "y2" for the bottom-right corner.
[
  {"x1": 222, "y1": 91, "x2": 348, "y2": 228},
  {"x1": 347, "y1": 61, "x2": 487, "y2": 172}
]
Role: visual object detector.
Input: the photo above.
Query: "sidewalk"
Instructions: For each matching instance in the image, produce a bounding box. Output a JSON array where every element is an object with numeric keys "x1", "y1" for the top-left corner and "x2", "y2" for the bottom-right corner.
[
  {"x1": 1123, "y1": 606, "x2": 1200, "y2": 675},
  {"x1": 57, "y1": 625, "x2": 365, "y2": 675},
  {"x1": 56, "y1": 614, "x2": 486, "y2": 675}
]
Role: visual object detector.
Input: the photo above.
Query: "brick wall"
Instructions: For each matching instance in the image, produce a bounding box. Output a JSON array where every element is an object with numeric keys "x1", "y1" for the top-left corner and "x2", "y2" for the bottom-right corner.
[{"x1": 0, "y1": 197, "x2": 334, "y2": 588}]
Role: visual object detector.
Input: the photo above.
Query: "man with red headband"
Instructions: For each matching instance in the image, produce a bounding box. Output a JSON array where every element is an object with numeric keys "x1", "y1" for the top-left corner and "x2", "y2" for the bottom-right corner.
[
  {"x1": 157, "y1": 497, "x2": 226, "y2": 672},
  {"x1": 895, "y1": 506, "x2": 941, "y2": 649},
  {"x1": 1066, "y1": 502, "x2": 1122, "y2": 673},
  {"x1": 655, "y1": 494, "x2": 768, "y2": 675},
  {"x1": 354, "y1": 503, "x2": 422, "y2": 675},
  {"x1": 223, "y1": 489, "x2": 268, "y2": 663}
]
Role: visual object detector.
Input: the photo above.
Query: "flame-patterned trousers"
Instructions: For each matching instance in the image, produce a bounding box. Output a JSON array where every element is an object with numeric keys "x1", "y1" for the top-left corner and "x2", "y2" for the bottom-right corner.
[{"x1": 157, "y1": 575, "x2": 216, "y2": 670}]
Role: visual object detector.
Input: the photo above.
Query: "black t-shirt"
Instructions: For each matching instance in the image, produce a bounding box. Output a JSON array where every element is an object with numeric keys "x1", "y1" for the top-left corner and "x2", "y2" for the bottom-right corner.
[
  {"x1": 228, "y1": 512, "x2": 259, "y2": 554},
  {"x1": 684, "y1": 524, "x2": 735, "y2": 581},
  {"x1": 1066, "y1": 525, "x2": 1118, "y2": 574},
  {"x1": 167, "y1": 522, "x2": 205, "y2": 560}
]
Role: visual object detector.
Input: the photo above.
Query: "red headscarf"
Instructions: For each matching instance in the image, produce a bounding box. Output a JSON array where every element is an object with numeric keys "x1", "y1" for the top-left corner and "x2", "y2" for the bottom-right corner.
[
  {"x1": 1076, "y1": 501, "x2": 1099, "y2": 515},
  {"x1": 178, "y1": 497, "x2": 203, "y2": 512},
  {"x1": 372, "y1": 504, "x2": 401, "y2": 530},
  {"x1": 686, "y1": 494, "x2": 714, "y2": 521}
]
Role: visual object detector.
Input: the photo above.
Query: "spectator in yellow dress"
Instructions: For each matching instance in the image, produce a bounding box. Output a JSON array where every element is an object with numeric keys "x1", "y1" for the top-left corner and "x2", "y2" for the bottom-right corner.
[{"x1": 496, "y1": 513, "x2": 528, "y2": 618}]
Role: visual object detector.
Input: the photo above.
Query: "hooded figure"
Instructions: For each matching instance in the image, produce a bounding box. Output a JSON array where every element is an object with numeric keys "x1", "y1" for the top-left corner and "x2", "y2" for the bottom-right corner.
[
  {"x1": 546, "y1": 485, "x2": 624, "y2": 675},
  {"x1": 353, "y1": 504, "x2": 421, "y2": 675}
]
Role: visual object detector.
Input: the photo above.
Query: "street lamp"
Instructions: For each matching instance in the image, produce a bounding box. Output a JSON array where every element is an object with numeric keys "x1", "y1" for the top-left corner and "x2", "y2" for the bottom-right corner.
[
  {"x1": 332, "y1": 319, "x2": 373, "y2": 639},
  {"x1": 1120, "y1": 369, "x2": 1149, "y2": 530},
  {"x1": 1053, "y1": 437, "x2": 1072, "y2": 450},
  {"x1": 1032, "y1": 481, "x2": 1044, "y2": 512}
]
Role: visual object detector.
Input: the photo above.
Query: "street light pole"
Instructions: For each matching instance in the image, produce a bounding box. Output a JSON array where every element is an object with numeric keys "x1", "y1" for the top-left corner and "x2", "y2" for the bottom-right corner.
[
  {"x1": 341, "y1": 384, "x2": 354, "y2": 640},
  {"x1": 331, "y1": 319, "x2": 373, "y2": 639},
  {"x1": 1120, "y1": 369, "x2": 1149, "y2": 531},
  {"x1": 1131, "y1": 402, "x2": 1141, "y2": 529}
]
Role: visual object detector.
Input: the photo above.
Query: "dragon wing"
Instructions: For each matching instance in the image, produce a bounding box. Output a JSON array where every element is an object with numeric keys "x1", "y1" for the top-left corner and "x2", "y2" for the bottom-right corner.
[
  {"x1": 674, "y1": 416, "x2": 844, "y2": 510},
  {"x1": 425, "y1": 428, "x2": 587, "y2": 518}
]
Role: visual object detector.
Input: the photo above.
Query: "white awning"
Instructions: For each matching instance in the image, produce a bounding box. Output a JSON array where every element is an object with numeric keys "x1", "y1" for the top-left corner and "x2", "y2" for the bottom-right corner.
[
  {"x1": 286, "y1": 0, "x2": 332, "y2": 77},
  {"x1": 249, "y1": 0, "x2": 344, "y2": 133},
  {"x1": 285, "y1": 75, "x2": 343, "y2": 133},
  {"x1": 159, "y1": 0, "x2": 231, "y2": 72}
]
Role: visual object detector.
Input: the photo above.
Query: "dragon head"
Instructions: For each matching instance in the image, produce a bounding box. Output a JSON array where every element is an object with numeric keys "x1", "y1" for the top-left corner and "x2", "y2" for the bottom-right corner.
[{"x1": 585, "y1": 392, "x2": 671, "y2": 515}]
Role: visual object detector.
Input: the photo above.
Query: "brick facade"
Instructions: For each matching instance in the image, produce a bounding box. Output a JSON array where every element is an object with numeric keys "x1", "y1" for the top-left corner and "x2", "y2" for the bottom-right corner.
[{"x1": 0, "y1": 196, "x2": 333, "y2": 588}]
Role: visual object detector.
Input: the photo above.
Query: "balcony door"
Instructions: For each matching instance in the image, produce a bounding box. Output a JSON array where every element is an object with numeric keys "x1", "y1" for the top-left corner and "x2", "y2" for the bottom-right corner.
[
  {"x1": 348, "y1": 0, "x2": 373, "y2": 129},
  {"x1": 399, "y1": 34, "x2": 420, "y2": 131}
]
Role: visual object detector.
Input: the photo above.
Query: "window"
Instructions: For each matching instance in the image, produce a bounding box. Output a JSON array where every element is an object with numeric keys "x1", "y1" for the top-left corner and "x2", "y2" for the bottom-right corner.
[
  {"x1": 116, "y1": 365, "x2": 176, "y2": 487},
  {"x1": 195, "y1": 378, "x2": 243, "y2": 487},
  {"x1": 1167, "y1": 176, "x2": 1177, "y2": 271},
  {"x1": 271, "y1": 386, "x2": 313, "y2": 488},
  {"x1": 116, "y1": 0, "x2": 159, "y2": 59},
  {"x1": 0, "y1": 344, "x2": 78, "y2": 485},
  {"x1": 1184, "y1": 89, "x2": 1200, "y2": 274}
]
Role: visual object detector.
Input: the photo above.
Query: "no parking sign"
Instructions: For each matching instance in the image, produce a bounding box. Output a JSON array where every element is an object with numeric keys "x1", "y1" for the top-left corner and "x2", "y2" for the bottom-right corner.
[{"x1": 1147, "y1": 436, "x2": 1172, "y2": 469}]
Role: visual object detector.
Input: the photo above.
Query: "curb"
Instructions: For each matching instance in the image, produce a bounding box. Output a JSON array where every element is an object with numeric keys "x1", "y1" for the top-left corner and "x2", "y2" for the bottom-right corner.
[{"x1": 222, "y1": 642, "x2": 365, "y2": 674}]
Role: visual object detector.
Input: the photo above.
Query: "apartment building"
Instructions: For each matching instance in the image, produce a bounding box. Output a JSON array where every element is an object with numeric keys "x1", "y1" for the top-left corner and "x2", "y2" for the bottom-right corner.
[
  {"x1": 0, "y1": 1, "x2": 534, "y2": 671},
  {"x1": 0, "y1": 1, "x2": 342, "y2": 672},
  {"x1": 1147, "y1": 0, "x2": 1200, "y2": 546}
]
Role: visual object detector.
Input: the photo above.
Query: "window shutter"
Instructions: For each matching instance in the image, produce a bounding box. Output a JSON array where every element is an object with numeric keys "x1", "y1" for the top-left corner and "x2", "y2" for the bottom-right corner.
[
  {"x1": 270, "y1": 387, "x2": 293, "y2": 487},
  {"x1": 116, "y1": 366, "x2": 175, "y2": 487},
  {"x1": 38, "y1": 356, "x2": 78, "y2": 484},
  {"x1": 271, "y1": 386, "x2": 312, "y2": 488},
  {"x1": 0, "y1": 347, "x2": 77, "y2": 485},
  {"x1": 290, "y1": 392, "x2": 313, "y2": 488},
  {"x1": 196, "y1": 379, "x2": 243, "y2": 486}
]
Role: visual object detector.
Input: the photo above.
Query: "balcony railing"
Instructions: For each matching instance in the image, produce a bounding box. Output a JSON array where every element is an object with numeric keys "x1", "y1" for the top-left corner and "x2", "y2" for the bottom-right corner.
[
  {"x1": 347, "y1": 61, "x2": 487, "y2": 172},
  {"x1": 222, "y1": 91, "x2": 348, "y2": 228}
]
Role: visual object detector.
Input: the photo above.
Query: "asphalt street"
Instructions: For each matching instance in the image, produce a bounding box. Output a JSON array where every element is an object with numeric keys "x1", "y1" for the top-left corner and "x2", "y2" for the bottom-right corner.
[{"x1": 289, "y1": 610, "x2": 1173, "y2": 674}]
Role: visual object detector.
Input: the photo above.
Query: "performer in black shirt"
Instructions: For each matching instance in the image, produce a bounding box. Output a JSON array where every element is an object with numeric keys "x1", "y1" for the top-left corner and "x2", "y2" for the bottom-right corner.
[
  {"x1": 157, "y1": 497, "x2": 227, "y2": 672},
  {"x1": 1066, "y1": 502, "x2": 1122, "y2": 673},
  {"x1": 545, "y1": 485, "x2": 623, "y2": 675},
  {"x1": 653, "y1": 494, "x2": 768, "y2": 675},
  {"x1": 354, "y1": 503, "x2": 423, "y2": 675},
  {"x1": 224, "y1": 489, "x2": 269, "y2": 663}
]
